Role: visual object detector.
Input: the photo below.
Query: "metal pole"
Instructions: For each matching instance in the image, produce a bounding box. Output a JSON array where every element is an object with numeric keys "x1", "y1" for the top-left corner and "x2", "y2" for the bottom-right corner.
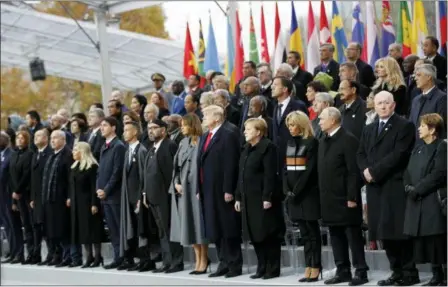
[{"x1": 94, "y1": 8, "x2": 112, "y2": 115}]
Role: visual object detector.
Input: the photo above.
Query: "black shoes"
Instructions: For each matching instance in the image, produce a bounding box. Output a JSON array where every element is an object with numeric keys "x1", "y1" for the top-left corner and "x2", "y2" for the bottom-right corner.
[
  {"x1": 103, "y1": 260, "x2": 121, "y2": 270},
  {"x1": 68, "y1": 261, "x2": 83, "y2": 268},
  {"x1": 90, "y1": 257, "x2": 104, "y2": 268},
  {"x1": 224, "y1": 270, "x2": 242, "y2": 278},
  {"x1": 81, "y1": 257, "x2": 94, "y2": 268},
  {"x1": 138, "y1": 261, "x2": 156, "y2": 272},
  {"x1": 377, "y1": 273, "x2": 402, "y2": 286},
  {"x1": 250, "y1": 271, "x2": 265, "y2": 279},
  {"x1": 349, "y1": 271, "x2": 369, "y2": 286},
  {"x1": 152, "y1": 265, "x2": 170, "y2": 273},
  {"x1": 165, "y1": 265, "x2": 184, "y2": 274},
  {"x1": 55, "y1": 260, "x2": 71, "y2": 268},
  {"x1": 394, "y1": 276, "x2": 420, "y2": 286},
  {"x1": 209, "y1": 268, "x2": 229, "y2": 278},
  {"x1": 117, "y1": 260, "x2": 135, "y2": 271},
  {"x1": 262, "y1": 272, "x2": 280, "y2": 280},
  {"x1": 324, "y1": 272, "x2": 352, "y2": 285}
]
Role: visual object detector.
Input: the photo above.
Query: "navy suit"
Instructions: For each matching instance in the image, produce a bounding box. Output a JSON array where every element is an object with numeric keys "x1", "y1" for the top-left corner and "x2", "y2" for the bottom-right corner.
[
  {"x1": 97, "y1": 137, "x2": 125, "y2": 262},
  {"x1": 272, "y1": 98, "x2": 308, "y2": 174}
]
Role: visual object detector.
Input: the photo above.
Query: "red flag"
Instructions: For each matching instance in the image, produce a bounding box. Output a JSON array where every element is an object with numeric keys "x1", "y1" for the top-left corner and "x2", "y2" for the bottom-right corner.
[
  {"x1": 274, "y1": 2, "x2": 280, "y2": 49},
  {"x1": 319, "y1": 0, "x2": 331, "y2": 44},
  {"x1": 183, "y1": 22, "x2": 197, "y2": 79},
  {"x1": 235, "y1": 10, "x2": 244, "y2": 82},
  {"x1": 260, "y1": 4, "x2": 270, "y2": 63}
]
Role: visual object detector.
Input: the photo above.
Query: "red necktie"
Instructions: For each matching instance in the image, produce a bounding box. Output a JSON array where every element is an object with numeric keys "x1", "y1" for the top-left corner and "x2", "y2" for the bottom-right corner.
[{"x1": 200, "y1": 132, "x2": 213, "y2": 183}]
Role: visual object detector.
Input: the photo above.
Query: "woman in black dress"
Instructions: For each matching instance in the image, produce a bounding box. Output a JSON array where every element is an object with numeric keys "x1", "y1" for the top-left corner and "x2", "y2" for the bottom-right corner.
[
  {"x1": 235, "y1": 118, "x2": 284, "y2": 280},
  {"x1": 284, "y1": 111, "x2": 321, "y2": 282},
  {"x1": 403, "y1": 113, "x2": 447, "y2": 286},
  {"x1": 69, "y1": 142, "x2": 104, "y2": 268}
]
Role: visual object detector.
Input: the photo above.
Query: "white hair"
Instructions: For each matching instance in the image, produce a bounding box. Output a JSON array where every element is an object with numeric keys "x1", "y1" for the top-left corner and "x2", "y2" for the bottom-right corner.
[
  {"x1": 323, "y1": 107, "x2": 341, "y2": 124},
  {"x1": 277, "y1": 63, "x2": 294, "y2": 78},
  {"x1": 145, "y1": 103, "x2": 159, "y2": 117},
  {"x1": 213, "y1": 89, "x2": 231, "y2": 103},
  {"x1": 388, "y1": 43, "x2": 402, "y2": 54},
  {"x1": 202, "y1": 105, "x2": 225, "y2": 122},
  {"x1": 415, "y1": 64, "x2": 437, "y2": 84},
  {"x1": 51, "y1": 130, "x2": 66, "y2": 141},
  {"x1": 200, "y1": 92, "x2": 215, "y2": 107}
]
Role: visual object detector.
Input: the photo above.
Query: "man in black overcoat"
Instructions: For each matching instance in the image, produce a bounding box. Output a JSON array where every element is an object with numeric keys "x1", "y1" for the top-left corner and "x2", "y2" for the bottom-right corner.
[
  {"x1": 318, "y1": 107, "x2": 369, "y2": 286},
  {"x1": 41, "y1": 130, "x2": 75, "y2": 266},
  {"x1": 30, "y1": 129, "x2": 53, "y2": 265},
  {"x1": 423, "y1": 36, "x2": 447, "y2": 84},
  {"x1": 198, "y1": 105, "x2": 242, "y2": 278},
  {"x1": 96, "y1": 117, "x2": 126, "y2": 269},
  {"x1": 87, "y1": 108, "x2": 105, "y2": 162},
  {"x1": 142, "y1": 119, "x2": 182, "y2": 273},
  {"x1": 118, "y1": 122, "x2": 148, "y2": 271},
  {"x1": 357, "y1": 91, "x2": 418, "y2": 286},
  {"x1": 338, "y1": 80, "x2": 368, "y2": 140}
]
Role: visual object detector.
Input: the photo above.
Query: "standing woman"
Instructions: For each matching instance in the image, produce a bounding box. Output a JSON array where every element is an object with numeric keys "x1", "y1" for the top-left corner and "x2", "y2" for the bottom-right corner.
[
  {"x1": 130, "y1": 94, "x2": 148, "y2": 127},
  {"x1": 169, "y1": 113, "x2": 209, "y2": 274},
  {"x1": 70, "y1": 118, "x2": 88, "y2": 146},
  {"x1": 284, "y1": 111, "x2": 322, "y2": 282},
  {"x1": 151, "y1": 92, "x2": 170, "y2": 119},
  {"x1": 371, "y1": 57, "x2": 407, "y2": 116},
  {"x1": 69, "y1": 142, "x2": 104, "y2": 268},
  {"x1": 403, "y1": 114, "x2": 447, "y2": 286},
  {"x1": 235, "y1": 118, "x2": 284, "y2": 280}
]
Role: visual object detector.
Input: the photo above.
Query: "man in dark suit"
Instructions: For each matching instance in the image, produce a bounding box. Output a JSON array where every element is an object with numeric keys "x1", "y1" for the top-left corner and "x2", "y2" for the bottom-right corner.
[
  {"x1": 247, "y1": 96, "x2": 273, "y2": 141},
  {"x1": 357, "y1": 91, "x2": 418, "y2": 286},
  {"x1": 276, "y1": 63, "x2": 308, "y2": 106},
  {"x1": 198, "y1": 105, "x2": 242, "y2": 278},
  {"x1": 311, "y1": 92, "x2": 334, "y2": 141},
  {"x1": 25, "y1": 110, "x2": 44, "y2": 151},
  {"x1": 257, "y1": 63, "x2": 275, "y2": 117},
  {"x1": 423, "y1": 36, "x2": 447, "y2": 84},
  {"x1": 233, "y1": 61, "x2": 257, "y2": 109},
  {"x1": 410, "y1": 64, "x2": 447, "y2": 144},
  {"x1": 338, "y1": 80, "x2": 368, "y2": 140},
  {"x1": 288, "y1": 51, "x2": 314, "y2": 89},
  {"x1": 87, "y1": 108, "x2": 105, "y2": 162},
  {"x1": 142, "y1": 119, "x2": 182, "y2": 274},
  {"x1": 29, "y1": 129, "x2": 52, "y2": 265},
  {"x1": 318, "y1": 107, "x2": 369, "y2": 286},
  {"x1": 49, "y1": 114, "x2": 73, "y2": 149},
  {"x1": 271, "y1": 76, "x2": 308, "y2": 174},
  {"x1": 213, "y1": 89, "x2": 241, "y2": 127},
  {"x1": 409, "y1": 59, "x2": 447, "y2": 105},
  {"x1": 313, "y1": 43, "x2": 340, "y2": 91},
  {"x1": 107, "y1": 100, "x2": 124, "y2": 138},
  {"x1": 346, "y1": 42, "x2": 375, "y2": 89},
  {"x1": 238, "y1": 76, "x2": 261, "y2": 130},
  {"x1": 96, "y1": 117, "x2": 126, "y2": 269},
  {"x1": 118, "y1": 122, "x2": 149, "y2": 271},
  {"x1": 0, "y1": 132, "x2": 22, "y2": 263},
  {"x1": 187, "y1": 74, "x2": 204, "y2": 99}
]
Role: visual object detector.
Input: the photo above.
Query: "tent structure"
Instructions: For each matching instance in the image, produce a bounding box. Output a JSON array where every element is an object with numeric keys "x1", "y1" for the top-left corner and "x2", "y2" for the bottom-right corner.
[{"x1": 1, "y1": 3, "x2": 184, "y2": 107}]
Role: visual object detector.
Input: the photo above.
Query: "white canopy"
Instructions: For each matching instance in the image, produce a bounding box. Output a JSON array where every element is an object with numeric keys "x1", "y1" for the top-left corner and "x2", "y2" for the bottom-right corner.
[{"x1": 1, "y1": 3, "x2": 184, "y2": 92}]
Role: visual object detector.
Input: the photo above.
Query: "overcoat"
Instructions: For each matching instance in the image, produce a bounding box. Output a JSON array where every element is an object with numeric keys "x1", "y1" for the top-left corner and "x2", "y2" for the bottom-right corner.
[
  {"x1": 318, "y1": 128, "x2": 363, "y2": 226},
  {"x1": 169, "y1": 138, "x2": 206, "y2": 245},
  {"x1": 357, "y1": 113, "x2": 415, "y2": 240},
  {"x1": 403, "y1": 139, "x2": 447, "y2": 237},
  {"x1": 197, "y1": 124, "x2": 241, "y2": 241},
  {"x1": 235, "y1": 138, "x2": 285, "y2": 242},
  {"x1": 30, "y1": 145, "x2": 53, "y2": 224}
]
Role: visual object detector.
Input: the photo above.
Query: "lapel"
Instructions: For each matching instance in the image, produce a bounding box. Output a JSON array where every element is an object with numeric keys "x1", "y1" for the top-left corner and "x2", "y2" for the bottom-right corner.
[
  {"x1": 201, "y1": 127, "x2": 222, "y2": 162},
  {"x1": 322, "y1": 128, "x2": 343, "y2": 156},
  {"x1": 179, "y1": 140, "x2": 195, "y2": 168},
  {"x1": 373, "y1": 114, "x2": 396, "y2": 147},
  {"x1": 126, "y1": 144, "x2": 140, "y2": 173},
  {"x1": 280, "y1": 100, "x2": 293, "y2": 126}
]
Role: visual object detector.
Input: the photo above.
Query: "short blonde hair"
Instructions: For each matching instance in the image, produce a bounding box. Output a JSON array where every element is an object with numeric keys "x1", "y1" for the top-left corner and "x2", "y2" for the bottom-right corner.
[
  {"x1": 285, "y1": 111, "x2": 314, "y2": 138},
  {"x1": 244, "y1": 118, "x2": 268, "y2": 137},
  {"x1": 202, "y1": 105, "x2": 225, "y2": 122},
  {"x1": 71, "y1": 142, "x2": 98, "y2": 171}
]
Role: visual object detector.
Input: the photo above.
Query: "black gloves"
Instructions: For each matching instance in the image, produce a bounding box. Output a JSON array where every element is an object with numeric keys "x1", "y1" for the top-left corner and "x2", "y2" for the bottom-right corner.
[{"x1": 405, "y1": 185, "x2": 419, "y2": 201}]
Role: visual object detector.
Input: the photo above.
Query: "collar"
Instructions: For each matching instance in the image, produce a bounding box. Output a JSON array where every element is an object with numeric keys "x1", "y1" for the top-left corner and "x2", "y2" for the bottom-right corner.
[
  {"x1": 278, "y1": 96, "x2": 291, "y2": 107},
  {"x1": 38, "y1": 145, "x2": 48, "y2": 153},
  {"x1": 329, "y1": 126, "x2": 341, "y2": 137},
  {"x1": 292, "y1": 66, "x2": 299, "y2": 75},
  {"x1": 106, "y1": 136, "x2": 116, "y2": 144},
  {"x1": 153, "y1": 138, "x2": 163, "y2": 152},
  {"x1": 422, "y1": 85, "x2": 436, "y2": 96},
  {"x1": 379, "y1": 113, "x2": 394, "y2": 124},
  {"x1": 128, "y1": 141, "x2": 139, "y2": 151},
  {"x1": 345, "y1": 98, "x2": 356, "y2": 109},
  {"x1": 54, "y1": 147, "x2": 64, "y2": 154},
  {"x1": 261, "y1": 80, "x2": 272, "y2": 90},
  {"x1": 91, "y1": 126, "x2": 100, "y2": 134},
  {"x1": 428, "y1": 54, "x2": 437, "y2": 61},
  {"x1": 209, "y1": 123, "x2": 223, "y2": 138}
]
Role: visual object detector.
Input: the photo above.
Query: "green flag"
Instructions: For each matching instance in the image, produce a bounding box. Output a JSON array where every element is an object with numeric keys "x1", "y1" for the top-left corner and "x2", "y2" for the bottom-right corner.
[
  {"x1": 249, "y1": 9, "x2": 259, "y2": 64},
  {"x1": 198, "y1": 20, "x2": 206, "y2": 77}
]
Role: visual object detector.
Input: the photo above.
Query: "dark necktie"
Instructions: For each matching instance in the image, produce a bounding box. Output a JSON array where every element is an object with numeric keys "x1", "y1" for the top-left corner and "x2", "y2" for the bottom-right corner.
[
  {"x1": 37, "y1": 151, "x2": 42, "y2": 161},
  {"x1": 277, "y1": 104, "x2": 284, "y2": 123},
  {"x1": 149, "y1": 147, "x2": 156, "y2": 157},
  {"x1": 378, "y1": 121, "x2": 385, "y2": 136}
]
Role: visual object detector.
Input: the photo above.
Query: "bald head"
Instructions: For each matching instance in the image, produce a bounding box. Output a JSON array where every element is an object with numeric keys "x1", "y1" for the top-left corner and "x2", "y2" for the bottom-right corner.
[
  {"x1": 242, "y1": 76, "x2": 261, "y2": 97},
  {"x1": 111, "y1": 90, "x2": 124, "y2": 102},
  {"x1": 319, "y1": 107, "x2": 342, "y2": 134},
  {"x1": 50, "y1": 114, "x2": 64, "y2": 130}
]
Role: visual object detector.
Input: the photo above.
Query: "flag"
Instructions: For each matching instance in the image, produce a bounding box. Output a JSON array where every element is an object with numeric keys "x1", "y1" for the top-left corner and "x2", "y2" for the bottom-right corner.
[
  {"x1": 436, "y1": 0, "x2": 447, "y2": 56},
  {"x1": 235, "y1": 10, "x2": 245, "y2": 83},
  {"x1": 290, "y1": 1, "x2": 305, "y2": 69},
  {"x1": 351, "y1": 2, "x2": 366, "y2": 61},
  {"x1": 366, "y1": 1, "x2": 380, "y2": 66},
  {"x1": 331, "y1": 1, "x2": 348, "y2": 63},
  {"x1": 381, "y1": 0, "x2": 396, "y2": 57},
  {"x1": 319, "y1": 0, "x2": 331, "y2": 44},
  {"x1": 411, "y1": 0, "x2": 428, "y2": 57},
  {"x1": 197, "y1": 20, "x2": 206, "y2": 77},
  {"x1": 204, "y1": 17, "x2": 220, "y2": 73},
  {"x1": 260, "y1": 4, "x2": 270, "y2": 63},
  {"x1": 183, "y1": 22, "x2": 197, "y2": 79},
  {"x1": 272, "y1": 2, "x2": 287, "y2": 71},
  {"x1": 225, "y1": 17, "x2": 236, "y2": 93},
  {"x1": 307, "y1": 1, "x2": 320, "y2": 72},
  {"x1": 249, "y1": 8, "x2": 260, "y2": 64},
  {"x1": 397, "y1": 1, "x2": 412, "y2": 57}
]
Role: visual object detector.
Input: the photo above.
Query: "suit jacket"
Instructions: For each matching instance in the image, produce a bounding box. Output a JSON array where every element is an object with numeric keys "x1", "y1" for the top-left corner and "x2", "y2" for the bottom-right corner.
[
  {"x1": 355, "y1": 59, "x2": 375, "y2": 88},
  {"x1": 122, "y1": 143, "x2": 147, "y2": 206},
  {"x1": 0, "y1": 148, "x2": 12, "y2": 205},
  {"x1": 292, "y1": 79, "x2": 308, "y2": 106},
  {"x1": 313, "y1": 59, "x2": 340, "y2": 91},
  {"x1": 431, "y1": 53, "x2": 447, "y2": 84},
  {"x1": 96, "y1": 137, "x2": 126, "y2": 204},
  {"x1": 409, "y1": 87, "x2": 447, "y2": 144},
  {"x1": 293, "y1": 68, "x2": 313, "y2": 90},
  {"x1": 87, "y1": 128, "x2": 104, "y2": 162},
  {"x1": 9, "y1": 147, "x2": 33, "y2": 199},
  {"x1": 260, "y1": 83, "x2": 274, "y2": 117},
  {"x1": 339, "y1": 97, "x2": 368, "y2": 140},
  {"x1": 226, "y1": 104, "x2": 241, "y2": 127},
  {"x1": 311, "y1": 117, "x2": 324, "y2": 141},
  {"x1": 30, "y1": 145, "x2": 53, "y2": 223},
  {"x1": 272, "y1": 98, "x2": 308, "y2": 173},
  {"x1": 143, "y1": 138, "x2": 177, "y2": 205}
]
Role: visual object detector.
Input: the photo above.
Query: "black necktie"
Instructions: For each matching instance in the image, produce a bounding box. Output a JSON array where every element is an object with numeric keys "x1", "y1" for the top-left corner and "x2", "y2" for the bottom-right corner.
[
  {"x1": 37, "y1": 151, "x2": 42, "y2": 161},
  {"x1": 378, "y1": 121, "x2": 385, "y2": 136},
  {"x1": 149, "y1": 147, "x2": 156, "y2": 157},
  {"x1": 277, "y1": 104, "x2": 283, "y2": 123}
]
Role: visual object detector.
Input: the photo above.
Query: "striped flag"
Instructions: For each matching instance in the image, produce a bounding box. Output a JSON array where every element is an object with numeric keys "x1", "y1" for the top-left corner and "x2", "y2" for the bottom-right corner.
[
  {"x1": 319, "y1": 0, "x2": 331, "y2": 44},
  {"x1": 381, "y1": 0, "x2": 396, "y2": 57},
  {"x1": 260, "y1": 4, "x2": 270, "y2": 63},
  {"x1": 351, "y1": 2, "x2": 366, "y2": 61},
  {"x1": 290, "y1": 1, "x2": 305, "y2": 69},
  {"x1": 411, "y1": 0, "x2": 428, "y2": 57},
  {"x1": 272, "y1": 2, "x2": 286, "y2": 72},
  {"x1": 197, "y1": 20, "x2": 206, "y2": 77},
  {"x1": 397, "y1": 1, "x2": 412, "y2": 57},
  {"x1": 365, "y1": 1, "x2": 380, "y2": 66},
  {"x1": 331, "y1": 1, "x2": 348, "y2": 63},
  {"x1": 307, "y1": 1, "x2": 320, "y2": 72},
  {"x1": 249, "y1": 7, "x2": 260, "y2": 64},
  {"x1": 436, "y1": 0, "x2": 447, "y2": 56}
]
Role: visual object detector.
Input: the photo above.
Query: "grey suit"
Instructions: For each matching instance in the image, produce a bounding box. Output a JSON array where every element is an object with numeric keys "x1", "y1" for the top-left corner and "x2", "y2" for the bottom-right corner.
[{"x1": 169, "y1": 138, "x2": 207, "y2": 245}]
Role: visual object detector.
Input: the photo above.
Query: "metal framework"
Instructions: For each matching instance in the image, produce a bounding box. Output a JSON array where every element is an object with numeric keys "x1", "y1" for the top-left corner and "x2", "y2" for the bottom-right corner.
[{"x1": 1, "y1": 2, "x2": 183, "y2": 109}]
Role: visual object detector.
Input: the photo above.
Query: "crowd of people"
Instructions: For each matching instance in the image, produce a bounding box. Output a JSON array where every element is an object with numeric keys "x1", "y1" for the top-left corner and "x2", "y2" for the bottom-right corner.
[{"x1": 1, "y1": 35, "x2": 447, "y2": 286}]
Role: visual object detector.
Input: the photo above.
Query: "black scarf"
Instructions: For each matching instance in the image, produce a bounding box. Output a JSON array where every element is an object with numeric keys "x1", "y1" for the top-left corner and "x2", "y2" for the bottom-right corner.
[{"x1": 42, "y1": 150, "x2": 63, "y2": 202}]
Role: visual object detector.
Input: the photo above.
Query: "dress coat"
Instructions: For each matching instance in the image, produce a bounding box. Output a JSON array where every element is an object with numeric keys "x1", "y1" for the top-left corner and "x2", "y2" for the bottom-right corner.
[
  {"x1": 9, "y1": 147, "x2": 33, "y2": 200},
  {"x1": 198, "y1": 124, "x2": 241, "y2": 241},
  {"x1": 357, "y1": 113, "x2": 415, "y2": 240},
  {"x1": 284, "y1": 136, "x2": 320, "y2": 222},
  {"x1": 235, "y1": 138, "x2": 285, "y2": 243},
  {"x1": 318, "y1": 128, "x2": 363, "y2": 226},
  {"x1": 30, "y1": 145, "x2": 53, "y2": 224},
  {"x1": 339, "y1": 97, "x2": 368, "y2": 140},
  {"x1": 87, "y1": 128, "x2": 104, "y2": 162},
  {"x1": 69, "y1": 164, "x2": 104, "y2": 244},
  {"x1": 169, "y1": 137, "x2": 206, "y2": 245},
  {"x1": 403, "y1": 139, "x2": 447, "y2": 237}
]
